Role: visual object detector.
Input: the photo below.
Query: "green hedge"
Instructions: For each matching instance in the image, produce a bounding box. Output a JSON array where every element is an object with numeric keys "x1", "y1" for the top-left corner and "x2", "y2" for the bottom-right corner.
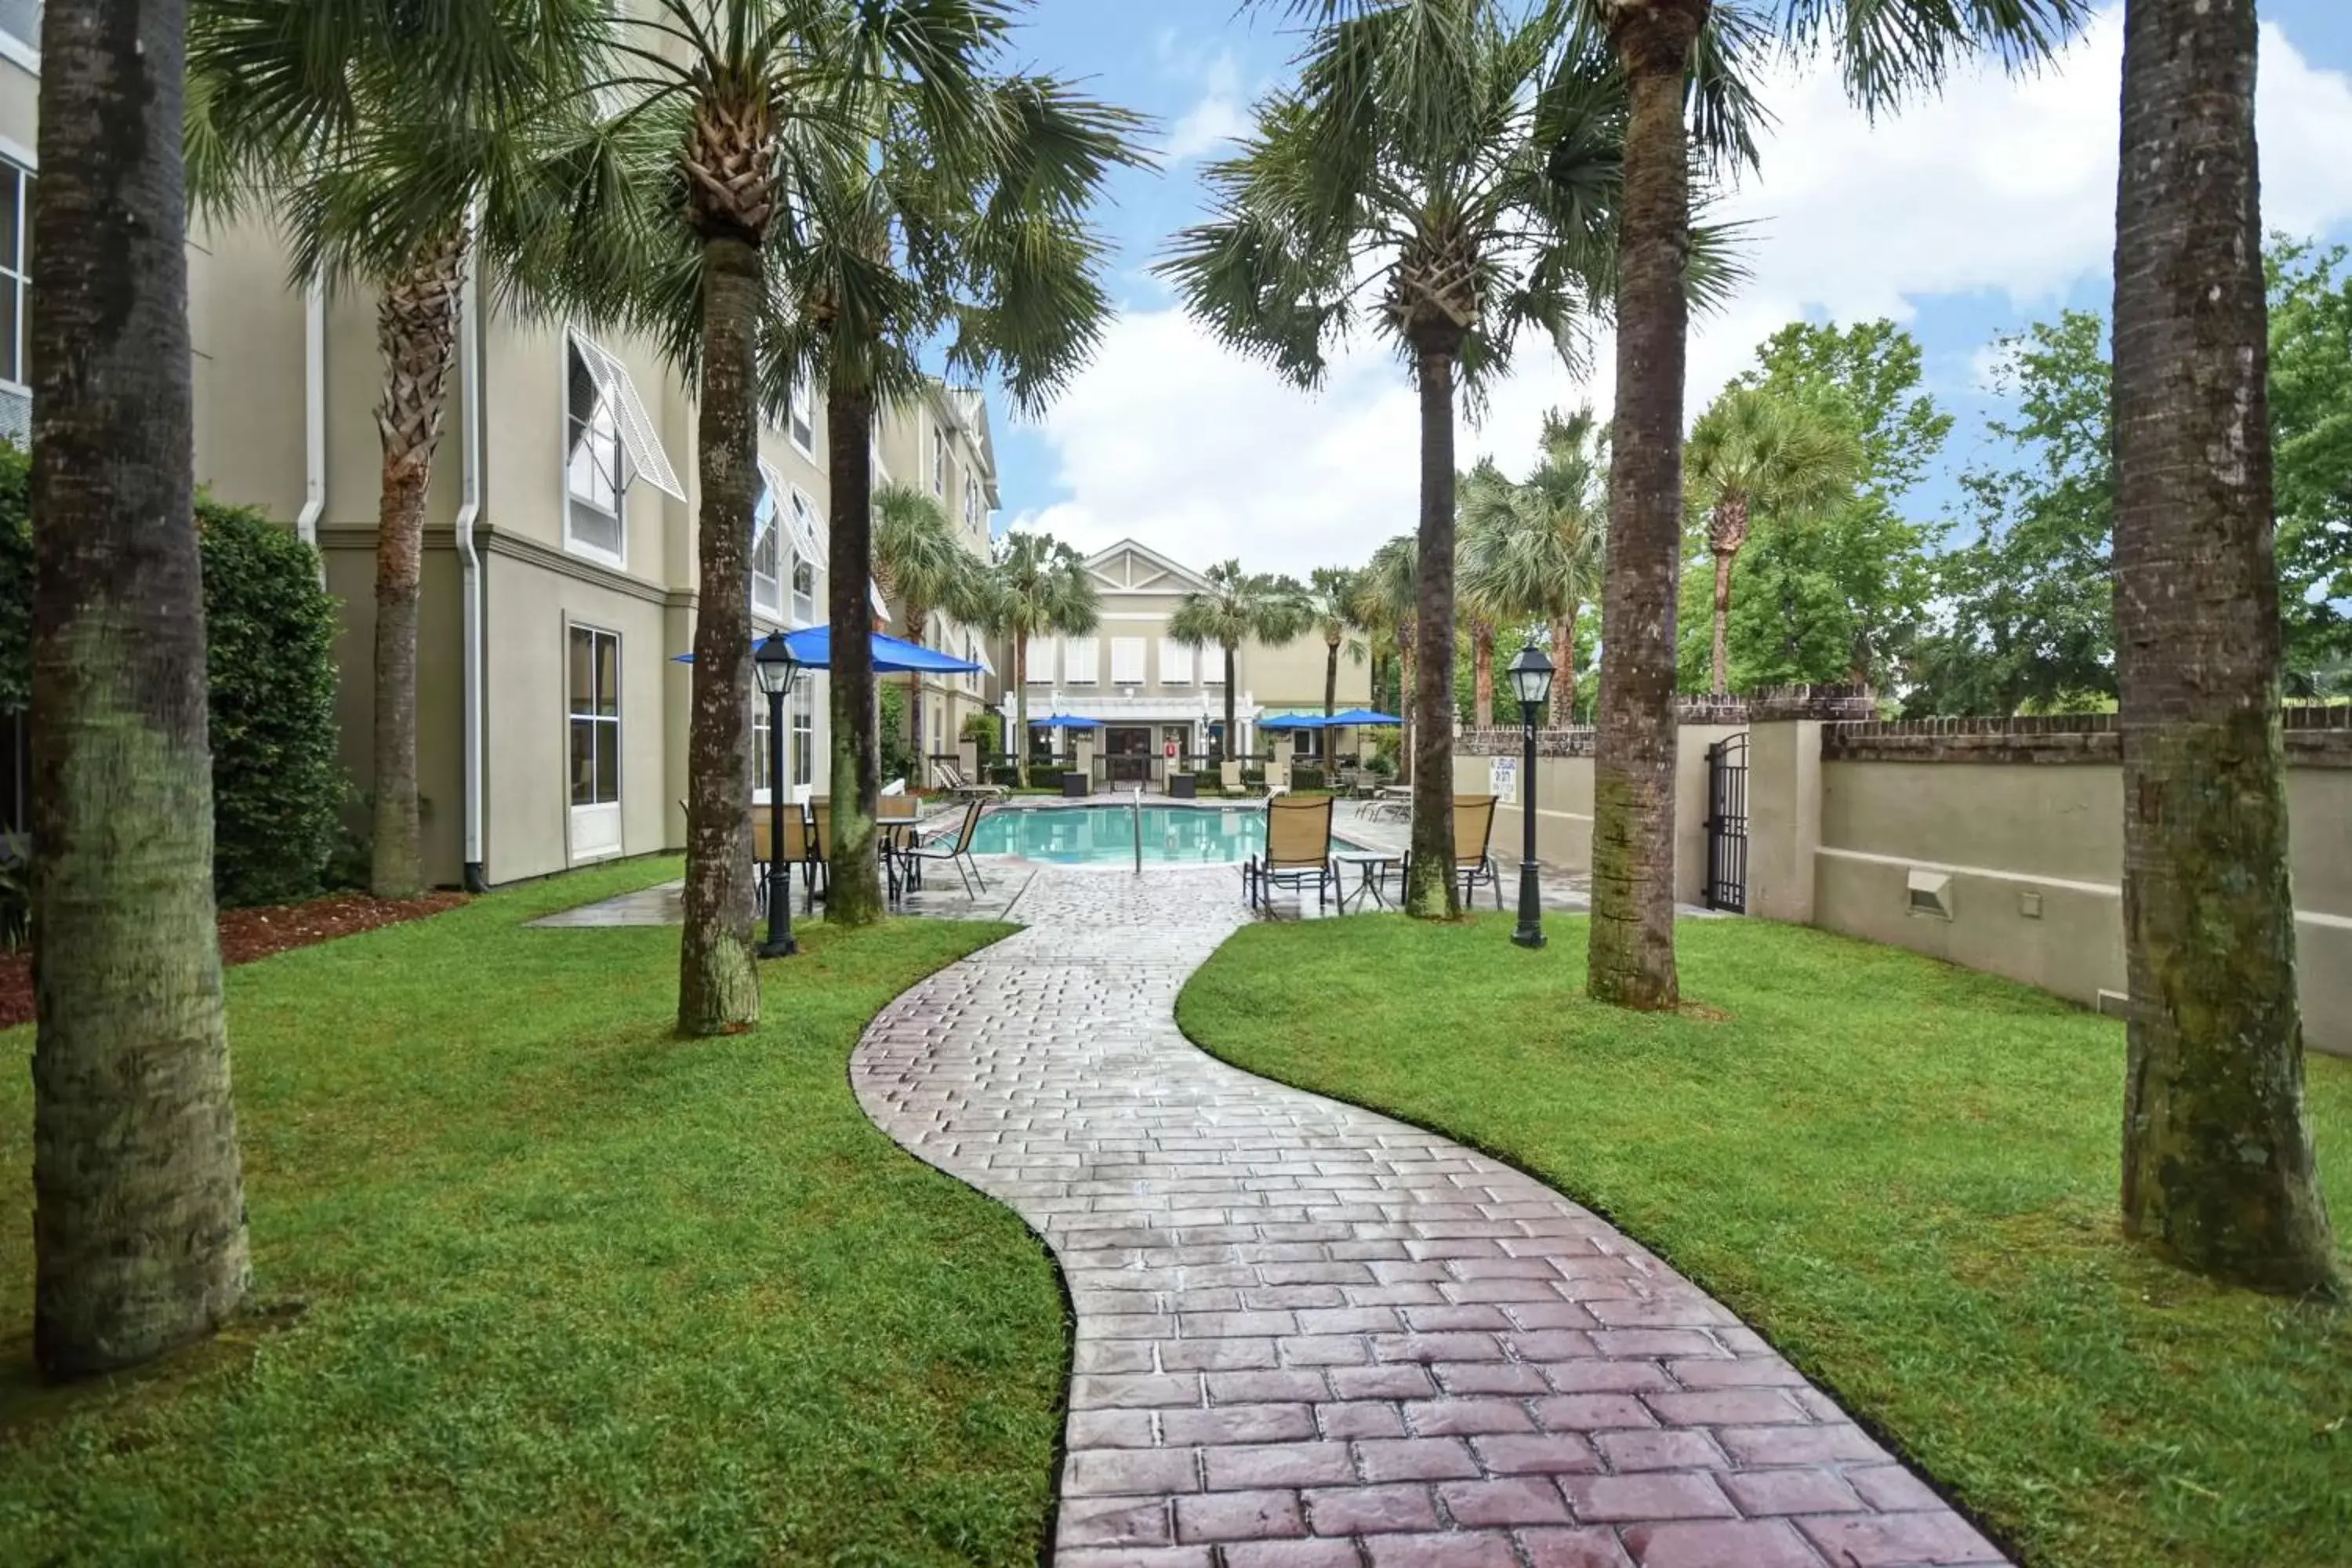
[{"x1": 0, "y1": 445, "x2": 343, "y2": 907}]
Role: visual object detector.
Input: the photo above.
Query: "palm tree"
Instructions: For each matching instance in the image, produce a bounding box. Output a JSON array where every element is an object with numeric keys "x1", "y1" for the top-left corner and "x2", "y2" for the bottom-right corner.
[
  {"x1": 518, "y1": 1, "x2": 1003, "y2": 1028},
  {"x1": 985, "y1": 532, "x2": 1099, "y2": 786},
  {"x1": 1461, "y1": 407, "x2": 1608, "y2": 729},
  {"x1": 1456, "y1": 461, "x2": 1517, "y2": 728},
  {"x1": 764, "y1": 52, "x2": 1143, "y2": 925},
  {"x1": 1352, "y1": 535, "x2": 1419, "y2": 776},
  {"x1": 872, "y1": 482, "x2": 989, "y2": 773},
  {"x1": 30, "y1": 0, "x2": 248, "y2": 1377},
  {"x1": 1682, "y1": 388, "x2": 1860, "y2": 695},
  {"x1": 1160, "y1": 0, "x2": 1635, "y2": 920},
  {"x1": 1563, "y1": 0, "x2": 2086, "y2": 1009},
  {"x1": 2110, "y1": 0, "x2": 2337, "y2": 1291},
  {"x1": 1304, "y1": 566, "x2": 1369, "y2": 765},
  {"x1": 1171, "y1": 563, "x2": 1312, "y2": 764},
  {"x1": 187, "y1": 0, "x2": 608, "y2": 899}
]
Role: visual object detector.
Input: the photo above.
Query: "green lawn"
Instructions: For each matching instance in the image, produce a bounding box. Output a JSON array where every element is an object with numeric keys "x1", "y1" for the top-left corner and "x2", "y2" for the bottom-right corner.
[
  {"x1": 0, "y1": 860, "x2": 1064, "y2": 1567},
  {"x1": 1177, "y1": 914, "x2": 2352, "y2": 1568}
]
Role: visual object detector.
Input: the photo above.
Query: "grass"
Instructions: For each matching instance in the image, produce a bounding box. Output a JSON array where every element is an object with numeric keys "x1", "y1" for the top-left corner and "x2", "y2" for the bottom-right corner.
[
  {"x1": 1176, "y1": 913, "x2": 2352, "y2": 1568},
  {"x1": 0, "y1": 859, "x2": 1064, "y2": 1566}
]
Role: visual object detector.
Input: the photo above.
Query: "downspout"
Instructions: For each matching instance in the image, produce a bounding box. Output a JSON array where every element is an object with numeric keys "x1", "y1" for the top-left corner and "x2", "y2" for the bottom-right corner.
[
  {"x1": 454, "y1": 242, "x2": 488, "y2": 892},
  {"x1": 296, "y1": 274, "x2": 325, "y2": 579}
]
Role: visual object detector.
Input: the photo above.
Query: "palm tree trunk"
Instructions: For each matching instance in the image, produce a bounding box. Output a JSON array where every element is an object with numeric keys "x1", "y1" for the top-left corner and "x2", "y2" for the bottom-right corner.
[
  {"x1": 1472, "y1": 620, "x2": 1495, "y2": 728},
  {"x1": 1398, "y1": 643, "x2": 1415, "y2": 785},
  {"x1": 29, "y1": 0, "x2": 249, "y2": 1377},
  {"x1": 1013, "y1": 633, "x2": 1030, "y2": 786},
  {"x1": 1323, "y1": 640, "x2": 1339, "y2": 768},
  {"x1": 1405, "y1": 333, "x2": 1461, "y2": 920},
  {"x1": 1590, "y1": 0, "x2": 1704, "y2": 1008},
  {"x1": 1223, "y1": 645, "x2": 1238, "y2": 760},
  {"x1": 678, "y1": 233, "x2": 763, "y2": 1035},
  {"x1": 825, "y1": 379, "x2": 884, "y2": 925},
  {"x1": 2111, "y1": 0, "x2": 2336, "y2": 1292},
  {"x1": 1710, "y1": 549, "x2": 1734, "y2": 696},
  {"x1": 1551, "y1": 612, "x2": 1577, "y2": 728},
  {"x1": 906, "y1": 608, "x2": 928, "y2": 776},
  {"x1": 368, "y1": 232, "x2": 468, "y2": 901}
]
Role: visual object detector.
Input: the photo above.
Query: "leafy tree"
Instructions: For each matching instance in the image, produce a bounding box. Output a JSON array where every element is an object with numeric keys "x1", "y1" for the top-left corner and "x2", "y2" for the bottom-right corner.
[
  {"x1": 872, "y1": 483, "x2": 989, "y2": 779},
  {"x1": 1455, "y1": 462, "x2": 1515, "y2": 728},
  {"x1": 187, "y1": 0, "x2": 608, "y2": 899},
  {"x1": 2111, "y1": 0, "x2": 2336, "y2": 1294},
  {"x1": 1350, "y1": 535, "x2": 1419, "y2": 768},
  {"x1": 30, "y1": 0, "x2": 248, "y2": 1377},
  {"x1": 1559, "y1": 0, "x2": 2085, "y2": 1011},
  {"x1": 2267, "y1": 238, "x2": 2352, "y2": 685},
  {"x1": 1909, "y1": 310, "x2": 2116, "y2": 716},
  {"x1": 1171, "y1": 562, "x2": 1311, "y2": 762},
  {"x1": 1303, "y1": 566, "x2": 1370, "y2": 764},
  {"x1": 983, "y1": 532, "x2": 1098, "y2": 786},
  {"x1": 1681, "y1": 387, "x2": 1860, "y2": 694},
  {"x1": 1161, "y1": 0, "x2": 1636, "y2": 920},
  {"x1": 1460, "y1": 408, "x2": 1609, "y2": 727}
]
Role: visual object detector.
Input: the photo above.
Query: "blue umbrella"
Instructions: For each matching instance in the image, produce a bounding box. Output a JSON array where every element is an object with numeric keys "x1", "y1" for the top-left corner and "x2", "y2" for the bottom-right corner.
[
  {"x1": 671, "y1": 625, "x2": 982, "y2": 675},
  {"x1": 1031, "y1": 713, "x2": 1098, "y2": 729},
  {"x1": 1326, "y1": 708, "x2": 1402, "y2": 726},
  {"x1": 1257, "y1": 712, "x2": 1327, "y2": 731}
]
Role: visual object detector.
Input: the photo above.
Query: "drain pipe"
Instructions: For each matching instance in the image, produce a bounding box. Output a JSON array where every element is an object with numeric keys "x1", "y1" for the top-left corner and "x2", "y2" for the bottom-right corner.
[
  {"x1": 453, "y1": 242, "x2": 488, "y2": 893},
  {"x1": 296, "y1": 274, "x2": 325, "y2": 579}
]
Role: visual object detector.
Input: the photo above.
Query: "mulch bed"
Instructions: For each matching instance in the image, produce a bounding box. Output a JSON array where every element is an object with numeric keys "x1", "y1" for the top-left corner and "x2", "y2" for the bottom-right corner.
[{"x1": 0, "y1": 890, "x2": 469, "y2": 1031}]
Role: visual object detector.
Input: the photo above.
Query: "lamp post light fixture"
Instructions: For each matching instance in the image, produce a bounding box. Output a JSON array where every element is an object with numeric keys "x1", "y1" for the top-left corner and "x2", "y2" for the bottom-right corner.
[
  {"x1": 753, "y1": 630, "x2": 801, "y2": 959},
  {"x1": 1505, "y1": 644, "x2": 1555, "y2": 950}
]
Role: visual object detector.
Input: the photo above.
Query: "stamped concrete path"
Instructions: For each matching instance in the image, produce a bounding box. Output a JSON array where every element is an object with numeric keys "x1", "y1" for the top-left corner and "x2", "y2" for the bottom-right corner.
[{"x1": 851, "y1": 867, "x2": 2006, "y2": 1568}]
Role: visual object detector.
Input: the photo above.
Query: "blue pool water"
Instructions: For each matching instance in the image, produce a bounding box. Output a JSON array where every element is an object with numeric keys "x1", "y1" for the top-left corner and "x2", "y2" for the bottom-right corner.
[{"x1": 970, "y1": 804, "x2": 1344, "y2": 866}]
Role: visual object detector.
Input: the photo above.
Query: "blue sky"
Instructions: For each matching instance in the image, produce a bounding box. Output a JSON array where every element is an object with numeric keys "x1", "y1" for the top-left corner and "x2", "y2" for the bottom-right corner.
[{"x1": 979, "y1": 1, "x2": 2352, "y2": 574}]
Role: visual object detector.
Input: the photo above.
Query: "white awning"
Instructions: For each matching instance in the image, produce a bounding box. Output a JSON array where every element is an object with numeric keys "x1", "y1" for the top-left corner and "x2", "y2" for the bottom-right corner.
[{"x1": 574, "y1": 337, "x2": 684, "y2": 500}]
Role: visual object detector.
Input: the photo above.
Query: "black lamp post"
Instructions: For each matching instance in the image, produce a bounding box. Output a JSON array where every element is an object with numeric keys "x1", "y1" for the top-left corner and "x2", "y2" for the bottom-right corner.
[
  {"x1": 754, "y1": 630, "x2": 801, "y2": 959},
  {"x1": 1506, "y1": 644, "x2": 1554, "y2": 949}
]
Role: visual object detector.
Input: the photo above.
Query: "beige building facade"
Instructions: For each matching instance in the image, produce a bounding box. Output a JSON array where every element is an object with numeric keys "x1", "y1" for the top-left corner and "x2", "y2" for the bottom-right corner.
[
  {"x1": 0, "y1": 31, "x2": 1006, "y2": 887},
  {"x1": 1005, "y1": 540, "x2": 1372, "y2": 785}
]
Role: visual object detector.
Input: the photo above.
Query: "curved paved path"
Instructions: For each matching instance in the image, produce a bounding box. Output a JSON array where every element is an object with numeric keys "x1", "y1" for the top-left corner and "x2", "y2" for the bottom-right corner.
[{"x1": 852, "y1": 867, "x2": 2005, "y2": 1568}]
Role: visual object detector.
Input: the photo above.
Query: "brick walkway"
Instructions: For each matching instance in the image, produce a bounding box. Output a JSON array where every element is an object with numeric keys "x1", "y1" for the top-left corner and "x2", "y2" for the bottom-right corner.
[{"x1": 851, "y1": 868, "x2": 2006, "y2": 1568}]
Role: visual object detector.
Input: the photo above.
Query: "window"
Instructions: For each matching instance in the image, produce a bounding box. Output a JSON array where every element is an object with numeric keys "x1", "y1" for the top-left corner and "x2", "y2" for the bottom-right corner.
[
  {"x1": 751, "y1": 471, "x2": 783, "y2": 620},
  {"x1": 966, "y1": 633, "x2": 980, "y2": 694},
  {"x1": 1202, "y1": 648, "x2": 1225, "y2": 685},
  {"x1": 931, "y1": 423, "x2": 949, "y2": 496},
  {"x1": 563, "y1": 332, "x2": 684, "y2": 567},
  {"x1": 788, "y1": 368, "x2": 814, "y2": 454},
  {"x1": 785, "y1": 487, "x2": 822, "y2": 624},
  {"x1": 963, "y1": 474, "x2": 981, "y2": 535},
  {"x1": 1110, "y1": 637, "x2": 1145, "y2": 684},
  {"x1": 568, "y1": 625, "x2": 622, "y2": 858},
  {"x1": 0, "y1": 2, "x2": 38, "y2": 63},
  {"x1": 1291, "y1": 728, "x2": 1316, "y2": 758},
  {"x1": 789, "y1": 685, "x2": 815, "y2": 788},
  {"x1": 792, "y1": 553, "x2": 817, "y2": 626},
  {"x1": 1065, "y1": 636, "x2": 1099, "y2": 684},
  {"x1": 0, "y1": 158, "x2": 27, "y2": 446},
  {"x1": 1160, "y1": 638, "x2": 1193, "y2": 685},
  {"x1": 1025, "y1": 635, "x2": 1054, "y2": 683},
  {"x1": 752, "y1": 692, "x2": 775, "y2": 797}
]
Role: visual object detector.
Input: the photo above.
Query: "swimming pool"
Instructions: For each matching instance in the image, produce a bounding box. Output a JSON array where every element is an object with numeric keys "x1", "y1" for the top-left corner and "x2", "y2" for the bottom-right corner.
[{"x1": 968, "y1": 804, "x2": 1348, "y2": 866}]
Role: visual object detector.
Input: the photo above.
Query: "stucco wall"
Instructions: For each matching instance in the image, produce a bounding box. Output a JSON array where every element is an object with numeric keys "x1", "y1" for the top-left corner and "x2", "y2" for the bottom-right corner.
[{"x1": 1814, "y1": 753, "x2": 2352, "y2": 1054}]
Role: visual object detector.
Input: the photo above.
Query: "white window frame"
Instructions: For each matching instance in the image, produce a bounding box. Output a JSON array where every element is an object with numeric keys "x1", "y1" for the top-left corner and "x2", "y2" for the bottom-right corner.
[
  {"x1": 789, "y1": 683, "x2": 815, "y2": 789},
  {"x1": 751, "y1": 690, "x2": 776, "y2": 803},
  {"x1": 0, "y1": 3, "x2": 39, "y2": 74},
  {"x1": 561, "y1": 331, "x2": 684, "y2": 569},
  {"x1": 1065, "y1": 635, "x2": 1099, "y2": 685},
  {"x1": 788, "y1": 368, "x2": 815, "y2": 456},
  {"x1": 1160, "y1": 638, "x2": 1194, "y2": 686},
  {"x1": 1110, "y1": 637, "x2": 1145, "y2": 685},
  {"x1": 786, "y1": 487, "x2": 822, "y2": 626},
  {"x1": 963, "y1": 473, "x2": 981, "y2": 535},
  {"x1": 931, "y1": 423, "x2": 949, "y2": 497},
  {"x1": 750, "y1": 459, "x2": 786, "y2": 622},
  {"x1": 1025, "y1": 635, "x2": 1054, "y2": 684},
  {"x1": 566, "y1": 622, "x2": 623, "y2": 862},
  {"x1": 0, "y1": 151, "x2": 30, "y2": 401}
]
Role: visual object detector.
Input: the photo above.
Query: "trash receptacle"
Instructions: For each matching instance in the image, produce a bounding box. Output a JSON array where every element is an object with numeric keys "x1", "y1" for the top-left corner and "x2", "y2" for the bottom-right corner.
[
  {"x1": 1061, "y1": 771, "x2": 1088, "y2": 798},
  {"x1": 1168, "y1": 772, "x2": 1197, "y2": 800}
]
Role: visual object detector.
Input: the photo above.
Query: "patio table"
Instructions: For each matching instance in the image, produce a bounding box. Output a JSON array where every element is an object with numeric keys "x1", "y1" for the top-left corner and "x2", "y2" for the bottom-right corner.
[{"x1": 1332, "y1": 849, "x2": 1401, "y2": 913}]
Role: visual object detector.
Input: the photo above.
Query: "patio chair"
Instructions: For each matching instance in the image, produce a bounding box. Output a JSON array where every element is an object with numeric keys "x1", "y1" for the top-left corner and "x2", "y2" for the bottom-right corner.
[
  {"x1": 1265, "y1": 759, "x2": 1290, "y2": 796},
  {"x1": 931, "y1": 757, "x2": 1007, "y2": 802},
  {"x1": 1403, "y1": 792, "x2": 1503, "y2": 909},
  {"x1": 1246, "y1": 792, "x2": 1335, "y2": 913},
  {"x1": 898, "y1": 797, "x2": 989, "y2": 899},
  {"x1": 1219, "y1": 759, "x2": 1248, "y2": 797},
  {"x1": 800, "y1": 800, "x2": 833, "y2": 913}
]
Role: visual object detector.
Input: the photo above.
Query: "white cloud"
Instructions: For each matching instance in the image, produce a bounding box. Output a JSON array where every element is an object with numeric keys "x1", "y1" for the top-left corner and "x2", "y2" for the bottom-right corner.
[
  {"x1": 1163, "y1": 53, "x2": 1250, "y2": 165},
  {"x1": 1019, "y1": 6, "x2": 2352, "y2": 577}
]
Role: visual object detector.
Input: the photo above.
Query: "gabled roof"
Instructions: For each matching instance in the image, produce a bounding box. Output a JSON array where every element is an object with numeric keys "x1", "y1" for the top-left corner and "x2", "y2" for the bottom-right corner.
[{"x1": 1083, "y1": 539, "x2": 1212, "y2": 594}]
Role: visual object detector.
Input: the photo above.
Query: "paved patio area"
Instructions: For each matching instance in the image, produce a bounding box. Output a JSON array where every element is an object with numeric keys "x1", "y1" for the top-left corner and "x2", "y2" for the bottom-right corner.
[{"x1": 850, "y1": 866, "x2": 2005, "y2": 1567}]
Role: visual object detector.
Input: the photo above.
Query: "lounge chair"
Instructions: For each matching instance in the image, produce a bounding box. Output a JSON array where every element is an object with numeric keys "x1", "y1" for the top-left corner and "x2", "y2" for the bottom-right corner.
[
  {"x1": 751, "y1": 804, "x2": 799, "y2": 914},
  {"x1": 1219, "y1": 760, "x2": 1249, "y2": 797},
  {"x1": 897, "y1": 797, "x2": 989, "y2": 899},
  {"x1": 1403, "y1": 792, "x2": 1503, "y2": 909},
  {"x1": 1246, "y1": 793, "x2": 1335, "y2": 913},
  {"x1": 931, "y1": 757, "x2": 1007, "y2": 801},
  {"x1": 1264, "y1": 759, "x2": 1290, "y2": 796}
]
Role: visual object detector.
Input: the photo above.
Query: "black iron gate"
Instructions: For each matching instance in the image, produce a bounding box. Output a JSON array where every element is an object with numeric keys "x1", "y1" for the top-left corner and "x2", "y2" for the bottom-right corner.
[{"x1": 1704, "y1": 732, "x2": 1748, "y2": 913}]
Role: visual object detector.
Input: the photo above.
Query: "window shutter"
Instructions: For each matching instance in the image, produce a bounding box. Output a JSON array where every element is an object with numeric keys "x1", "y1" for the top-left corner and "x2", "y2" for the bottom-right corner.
[
  {"x1": 1065, "y1": 637, "x2": 1099, "y2": 683},
  {"x1": 1160, "y1": 639, "x2": 1193, "y2": 684},
  {"x1": 1111, "y1": 637, "x2": 1145, "y2": 684},
  {"x1": 1025, "y1": 636, "x2": 1054, "y2": 682}
]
